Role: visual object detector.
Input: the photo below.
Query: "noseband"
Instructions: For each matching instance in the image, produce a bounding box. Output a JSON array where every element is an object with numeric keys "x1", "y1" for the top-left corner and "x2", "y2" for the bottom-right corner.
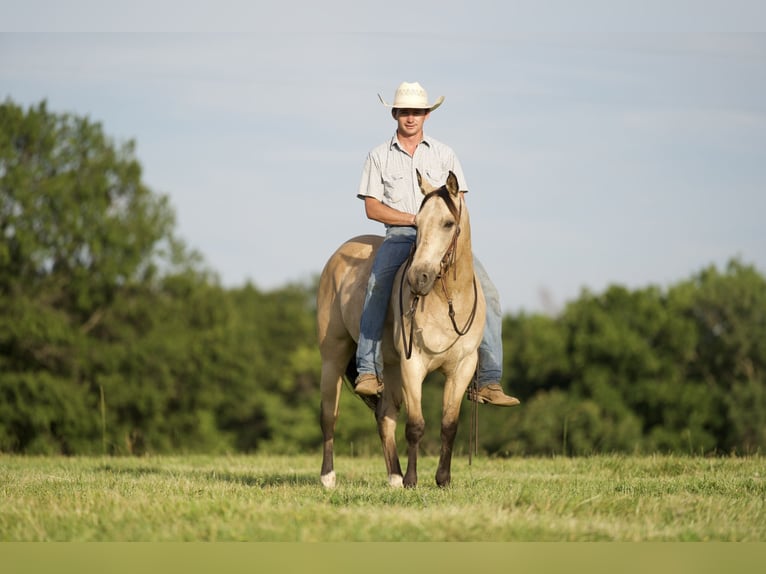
[{"x1": 399, "y1": 188, "x2": 479, "y2": 359}]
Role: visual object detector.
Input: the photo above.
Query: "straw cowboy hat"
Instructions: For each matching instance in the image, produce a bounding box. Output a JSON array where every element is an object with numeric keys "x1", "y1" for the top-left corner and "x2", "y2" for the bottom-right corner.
[{"x1": 378, "y1": 81, "x2": 444, "y2": 111}]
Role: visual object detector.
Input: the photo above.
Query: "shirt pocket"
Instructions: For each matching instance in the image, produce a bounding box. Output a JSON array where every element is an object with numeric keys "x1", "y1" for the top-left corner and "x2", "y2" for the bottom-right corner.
[
  {"x1": 382, "y1": 169, "x2": 407, "y2": 205},
  {"x1": 424, "y1": 168, "x2": 447, "y2": 188}
]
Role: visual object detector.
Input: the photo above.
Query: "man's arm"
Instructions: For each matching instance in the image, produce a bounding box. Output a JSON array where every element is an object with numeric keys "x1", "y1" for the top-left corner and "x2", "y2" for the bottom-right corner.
[{"x1": 364, "y1": 197, "x2": 417, "y2": 227}]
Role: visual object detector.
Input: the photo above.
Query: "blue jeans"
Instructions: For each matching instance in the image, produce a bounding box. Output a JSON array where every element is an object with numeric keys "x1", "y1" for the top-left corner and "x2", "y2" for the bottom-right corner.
[{"x1": 356, "y1": 226, "x2": 503, "y2": 387}]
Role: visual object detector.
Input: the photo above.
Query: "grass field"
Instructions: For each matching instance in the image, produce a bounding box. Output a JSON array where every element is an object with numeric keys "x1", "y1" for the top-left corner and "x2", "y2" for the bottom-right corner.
[{"x1": 1, "y1": 454, "x2": 764, "y2": 542}]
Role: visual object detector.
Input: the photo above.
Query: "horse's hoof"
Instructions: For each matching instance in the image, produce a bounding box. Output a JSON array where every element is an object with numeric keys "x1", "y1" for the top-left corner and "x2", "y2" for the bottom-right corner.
[
  {"x1": 388, "y1": 474, "x2": 404, "y2": 488},
  {"x1": 320, "y1": 471, "x2": 336, "y2": 488}
]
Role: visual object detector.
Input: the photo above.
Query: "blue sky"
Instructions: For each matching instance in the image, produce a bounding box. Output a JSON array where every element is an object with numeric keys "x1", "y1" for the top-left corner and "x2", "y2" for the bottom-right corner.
[{"x1": 2, "y1": 2, "x2": 765, "y2": 313}]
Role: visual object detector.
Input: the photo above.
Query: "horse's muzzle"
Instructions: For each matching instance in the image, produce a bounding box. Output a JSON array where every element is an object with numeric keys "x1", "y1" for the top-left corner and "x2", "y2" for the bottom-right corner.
[{"x1": 408, "y1": 266, "x2": 437, "y2": 296}]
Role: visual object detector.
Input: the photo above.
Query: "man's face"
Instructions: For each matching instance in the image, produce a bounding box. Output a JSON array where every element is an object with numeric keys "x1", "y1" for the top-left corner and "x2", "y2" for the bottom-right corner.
[{"x1": 393, "y1": 108, "x2": 429, "y2": 137}]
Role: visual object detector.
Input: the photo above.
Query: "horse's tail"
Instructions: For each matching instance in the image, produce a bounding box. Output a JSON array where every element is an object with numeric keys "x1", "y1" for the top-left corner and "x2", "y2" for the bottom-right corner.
[{"x1": 344, "y1": 356, "x2": 378, "y2": 411}]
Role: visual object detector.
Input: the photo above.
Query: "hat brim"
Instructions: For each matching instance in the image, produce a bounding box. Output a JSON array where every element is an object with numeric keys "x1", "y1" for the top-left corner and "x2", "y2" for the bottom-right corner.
[{"x1": 378, "y1": 94, "x2": 444, "y2": 112}]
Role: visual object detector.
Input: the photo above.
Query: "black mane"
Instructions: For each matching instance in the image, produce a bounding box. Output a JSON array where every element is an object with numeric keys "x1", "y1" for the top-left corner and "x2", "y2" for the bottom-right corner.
[{"x1": 419, "y1": 186, "x2": 459, "y2": 220}]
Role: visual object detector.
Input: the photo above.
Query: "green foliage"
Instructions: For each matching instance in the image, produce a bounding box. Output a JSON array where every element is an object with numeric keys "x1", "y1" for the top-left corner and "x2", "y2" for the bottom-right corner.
[
  {"x1": 477, "y1": 389, "x2": 643, "y2": 456},
  {"x1": 1, "y1": 98, "x2": 765, "y2": 456},
  {"x1": 0, "y1": 371, "x2": 98, "y2": 454},
  {"x1": 0, "y1": 99, "x2": 223, "y2": 455},
  {"x1": 504, "y1": 313, "x2": 571, "y2": 398},
  {"x1": 495, "y1": 261, "x2": 766, "y2": 456}
]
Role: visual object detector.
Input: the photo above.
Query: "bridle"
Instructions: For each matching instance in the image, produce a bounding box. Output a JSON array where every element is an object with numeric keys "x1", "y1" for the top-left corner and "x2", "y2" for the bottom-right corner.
[{"x1": 399, "y1": 189, "x2": 479, "y2": 359}]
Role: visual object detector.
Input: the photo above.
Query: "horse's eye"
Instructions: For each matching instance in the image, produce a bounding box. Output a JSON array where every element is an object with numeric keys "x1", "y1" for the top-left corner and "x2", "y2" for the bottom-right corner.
[{"x1": 444, "y1": 220, "x2": 455, "y2": 230}]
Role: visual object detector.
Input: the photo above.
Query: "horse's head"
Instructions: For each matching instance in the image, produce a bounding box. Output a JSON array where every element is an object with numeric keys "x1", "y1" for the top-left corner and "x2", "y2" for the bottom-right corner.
[{"x1": 407, "y1": 170, "x2": 464, "y2": 296}]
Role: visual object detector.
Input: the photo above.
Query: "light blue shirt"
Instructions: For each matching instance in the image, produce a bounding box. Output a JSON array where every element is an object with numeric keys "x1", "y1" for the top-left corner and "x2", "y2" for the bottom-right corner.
[{"x1": 357, "y1": 134, "x2": 468, "y2": 219}]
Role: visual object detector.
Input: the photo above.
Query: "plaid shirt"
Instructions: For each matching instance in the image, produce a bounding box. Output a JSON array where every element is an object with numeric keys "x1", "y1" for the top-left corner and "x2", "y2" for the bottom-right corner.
[{"x1": 357, "y1": 134, "x2": 468, "y2": 221}]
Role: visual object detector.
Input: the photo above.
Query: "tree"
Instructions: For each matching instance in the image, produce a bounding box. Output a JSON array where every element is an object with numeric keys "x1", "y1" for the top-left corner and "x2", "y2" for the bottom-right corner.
[
  {"x1": 3, "y1": 98, "x2": 764, "y2": 456},
  {"x1": 676, "y1": 260, "x2": 766, "y2": 453},
  {"x1": 0, "y1": 99, "x2": 207, "y2": 453}
]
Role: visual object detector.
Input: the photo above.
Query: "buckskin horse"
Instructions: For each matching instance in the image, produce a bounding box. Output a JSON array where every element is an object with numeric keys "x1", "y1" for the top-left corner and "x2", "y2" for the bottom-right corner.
[{"x1": 317, "y1": 171, "x2": 485, "y2": 488}]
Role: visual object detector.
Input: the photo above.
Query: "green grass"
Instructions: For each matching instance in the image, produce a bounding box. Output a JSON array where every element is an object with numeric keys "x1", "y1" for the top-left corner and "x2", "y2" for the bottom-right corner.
[{"x1": 1, "y1": 454, "x2": 764, "y2": 541}]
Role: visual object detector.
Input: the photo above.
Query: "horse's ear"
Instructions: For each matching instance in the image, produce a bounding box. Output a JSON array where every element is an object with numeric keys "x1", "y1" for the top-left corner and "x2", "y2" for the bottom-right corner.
[
  {"x1": 445, "y1": 171, "x2": 460, "y2": 197},
  {"x1": 416, "y1": 169, "x2": 435, "y2": 195}
]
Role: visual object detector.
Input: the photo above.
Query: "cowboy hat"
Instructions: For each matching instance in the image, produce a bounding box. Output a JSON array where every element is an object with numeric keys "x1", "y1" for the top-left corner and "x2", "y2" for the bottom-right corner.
[{"x1": 378, "y1": 81, "x2": 444, "y2": 111}]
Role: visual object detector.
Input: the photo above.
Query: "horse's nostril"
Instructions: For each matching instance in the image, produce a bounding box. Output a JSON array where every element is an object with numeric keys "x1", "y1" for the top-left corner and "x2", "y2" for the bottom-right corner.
[{"x1": 411, "y1": 271, "x2": 435, "y2": 295}]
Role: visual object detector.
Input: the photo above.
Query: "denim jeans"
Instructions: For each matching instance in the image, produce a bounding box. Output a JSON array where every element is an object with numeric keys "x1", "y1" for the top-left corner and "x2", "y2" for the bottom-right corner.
[{"x1": 356, "y1": 225, "x2": 503, "y2": 387}]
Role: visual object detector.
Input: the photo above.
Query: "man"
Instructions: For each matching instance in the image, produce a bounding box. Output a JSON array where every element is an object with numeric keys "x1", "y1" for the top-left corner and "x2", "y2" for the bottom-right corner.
[{"x1": 354, "y1": 81, "x2": 519, "y2": 407}]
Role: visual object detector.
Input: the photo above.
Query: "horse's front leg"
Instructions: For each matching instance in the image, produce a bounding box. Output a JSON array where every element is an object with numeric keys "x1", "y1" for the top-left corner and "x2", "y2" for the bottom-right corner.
[
  {"x1": 435, "y1": 356, "x2": 478, "y2": 487},
  {"x1": 377, "y1": 366, "x2": 404, "y2": 487},
  {"x1": 401, "y1": 362, "x2": 427, "y2": 488}
]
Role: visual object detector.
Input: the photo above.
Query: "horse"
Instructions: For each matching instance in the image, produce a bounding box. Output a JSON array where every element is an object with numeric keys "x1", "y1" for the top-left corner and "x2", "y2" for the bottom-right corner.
[{"x1": 317, "y1": 170, "x2": 485, "y2": 488}]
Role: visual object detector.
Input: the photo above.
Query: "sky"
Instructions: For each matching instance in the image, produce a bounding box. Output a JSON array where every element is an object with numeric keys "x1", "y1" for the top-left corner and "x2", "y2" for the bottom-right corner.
[{"x1": 2, "y1": 2, "x2": 765, "y2": 314}]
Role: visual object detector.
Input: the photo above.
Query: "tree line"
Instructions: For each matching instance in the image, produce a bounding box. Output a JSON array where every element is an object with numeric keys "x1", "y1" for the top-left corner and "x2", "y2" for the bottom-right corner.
[{"x1": 1, "y1": 99, "x2": 764, "y2": 457}]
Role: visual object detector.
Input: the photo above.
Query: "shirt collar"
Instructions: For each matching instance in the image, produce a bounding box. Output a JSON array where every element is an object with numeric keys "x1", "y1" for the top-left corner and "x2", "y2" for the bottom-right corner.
[{"x1": 390, "y1": 133, "x2": 432, "y2": 151}]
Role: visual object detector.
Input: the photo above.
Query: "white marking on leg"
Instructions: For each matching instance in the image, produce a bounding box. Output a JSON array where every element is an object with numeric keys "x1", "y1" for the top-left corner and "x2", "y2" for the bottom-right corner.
[
  {"x1": 388, "y1": 474, "x2": 404, "y2": 488},
  {"x1": 320, "y1": 471, "x2": 336, "y2": 488}
]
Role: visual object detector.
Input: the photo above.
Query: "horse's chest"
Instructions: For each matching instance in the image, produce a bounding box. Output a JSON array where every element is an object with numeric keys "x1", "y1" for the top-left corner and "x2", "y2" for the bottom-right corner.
[{"x1": 409, "y1": 306, "x2": 483, "y2": 358}]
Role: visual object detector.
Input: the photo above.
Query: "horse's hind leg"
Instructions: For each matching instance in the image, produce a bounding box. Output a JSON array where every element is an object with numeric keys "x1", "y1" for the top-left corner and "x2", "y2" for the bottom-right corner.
[{"x1": 319, "y1": 346, "x2": 352, "y2": 488}]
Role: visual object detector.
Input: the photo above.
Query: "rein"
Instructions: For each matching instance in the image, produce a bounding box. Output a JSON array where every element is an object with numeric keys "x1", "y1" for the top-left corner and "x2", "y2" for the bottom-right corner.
[{"x1": 399, "y1": 192, "x2": 479, "y2": 359}]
